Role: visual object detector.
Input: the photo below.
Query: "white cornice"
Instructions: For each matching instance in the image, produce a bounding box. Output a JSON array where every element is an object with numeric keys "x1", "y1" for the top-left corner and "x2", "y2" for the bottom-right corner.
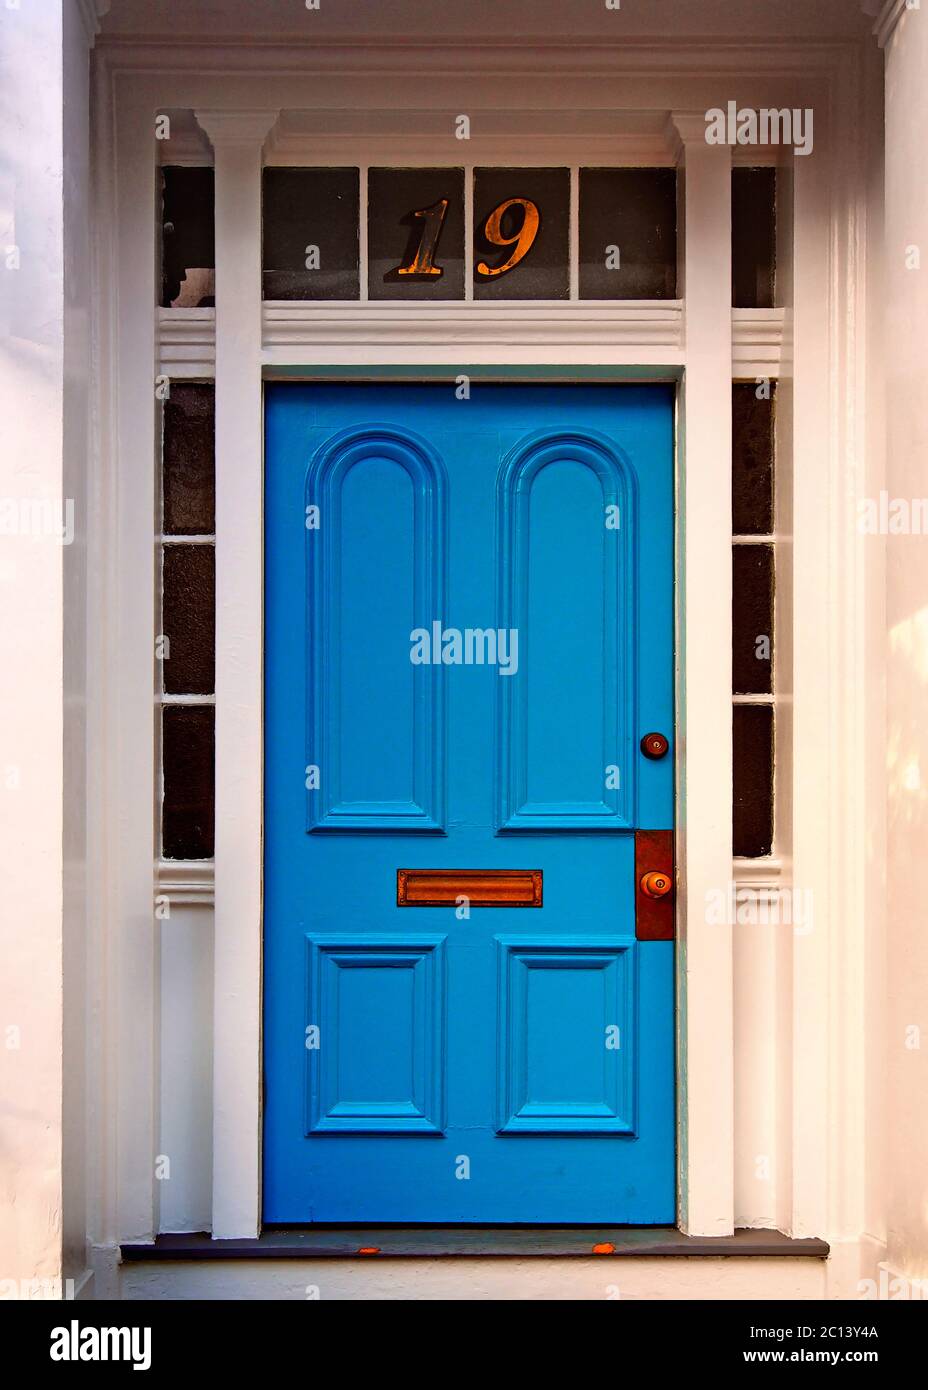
[
  {"x1": 157, "y1": 302, "x2": 786, "y2": 380},
  {"x1": 664, "y1": 111, "x2": 719, "y2": 163},
  {"x1": 265, "y1": 106, "x2": 674, "y2": 166},
  {"x1": 872, "y1": 0, "x2": 912, "y2": 47},
  {"x1": 76, "y1": 0, "x2": 110, "y2": 47},
  {"x1": 194, "y1": 109, "x2": 278, "y2": 149},
  {"x1": 261, "y1": 301, "x2": 683, "y2": 355},
  {"x1": 95, "y1": 37, "x2": 863, "y2": 78}
]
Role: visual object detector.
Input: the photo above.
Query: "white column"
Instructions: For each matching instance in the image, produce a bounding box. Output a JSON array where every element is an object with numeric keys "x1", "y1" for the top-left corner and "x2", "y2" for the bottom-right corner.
[
  {"x1": 668, "y1": 113, "x2": 735, "y2": 1236},
  {"x1": 195, "y1": 110, "x2": 277, "y2": 1239},
  {"x1": 109, "y1": 92, "x2": 160, "y2": 1249}
]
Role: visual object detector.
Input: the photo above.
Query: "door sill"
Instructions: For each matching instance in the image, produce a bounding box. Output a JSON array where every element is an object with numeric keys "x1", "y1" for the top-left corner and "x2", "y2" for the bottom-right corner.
[{"x1": 121, "y1": 1227, "x2": 829, "y2": 1261}]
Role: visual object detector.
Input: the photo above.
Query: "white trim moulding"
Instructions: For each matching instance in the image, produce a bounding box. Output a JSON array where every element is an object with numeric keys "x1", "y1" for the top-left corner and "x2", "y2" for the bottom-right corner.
[
  {"x1": 732, "y1": 308, "x2": 786, "y2": 379},
  {"x1": 159, "y1": 308, "x2": 216, "y2": 376},
  {"x1": 157, "y1": 860, "x2": 216, "y2": 907},
  {"x1": 262, "y1": 301, "x2": 684, "y2": 354},
  {"x1": 150, "y1": 857, "x2": 780, "y2": 911},
  {"x1": 873, "y1": 0, "x2": 910, "y2": 48},
  {"x1": 157, "y1": 303, "x2": 787, "y2": 378}
]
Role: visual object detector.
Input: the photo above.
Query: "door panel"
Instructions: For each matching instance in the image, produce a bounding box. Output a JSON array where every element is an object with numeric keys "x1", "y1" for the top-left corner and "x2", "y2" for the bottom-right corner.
[
  {"x1": 264, "y1": 382, "x2": 674, "y2": 1223},
  {"x1": 498, "y1": 430, "x2": 635, "y2": 829},
  {"x1": 306, "y1": 426, "x2": 446, "y2": 831}
]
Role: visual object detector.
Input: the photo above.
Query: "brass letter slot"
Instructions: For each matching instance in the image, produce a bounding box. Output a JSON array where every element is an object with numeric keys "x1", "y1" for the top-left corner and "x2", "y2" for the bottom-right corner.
[{"x1": 397, "y1": 869, "x2": 542, "y2": 908}]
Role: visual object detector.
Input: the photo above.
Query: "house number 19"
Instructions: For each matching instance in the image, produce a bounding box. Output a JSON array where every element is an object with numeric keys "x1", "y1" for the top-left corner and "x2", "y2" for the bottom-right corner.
[{"x1": 393, "y1": 196, "x2": 541, "y2": 279}]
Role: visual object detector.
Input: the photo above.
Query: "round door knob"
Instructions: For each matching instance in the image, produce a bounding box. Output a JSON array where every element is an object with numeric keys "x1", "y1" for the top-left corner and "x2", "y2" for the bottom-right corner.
[
  {"x1": 640, "y1": 732, "x2": 669, "y2": 760},
  {"x1": 640, "y1": 870, "x2": 672, "y2": 899}
]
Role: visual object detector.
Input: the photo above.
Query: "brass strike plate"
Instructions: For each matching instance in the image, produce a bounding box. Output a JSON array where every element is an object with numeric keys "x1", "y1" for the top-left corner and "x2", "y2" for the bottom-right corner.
[{"x1": 635, "y1": 831, "x2": 675, "y2": 940}]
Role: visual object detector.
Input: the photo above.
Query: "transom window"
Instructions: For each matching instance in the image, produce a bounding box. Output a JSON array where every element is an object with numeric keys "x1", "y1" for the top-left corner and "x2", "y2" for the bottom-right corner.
[{"x1": 160, "y1": 164, "x2": 678, "y2": 306}]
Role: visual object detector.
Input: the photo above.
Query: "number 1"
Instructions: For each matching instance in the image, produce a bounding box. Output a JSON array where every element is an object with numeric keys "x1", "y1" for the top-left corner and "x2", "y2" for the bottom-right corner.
[{"x1": 395, "y1": 199, "x2": 448, "y2": 277}]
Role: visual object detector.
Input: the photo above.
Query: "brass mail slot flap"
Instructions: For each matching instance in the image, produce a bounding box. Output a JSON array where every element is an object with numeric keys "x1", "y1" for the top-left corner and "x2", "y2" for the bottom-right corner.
[{"x1": 397, "y1": 869, "x2": 543, "y2": 908}]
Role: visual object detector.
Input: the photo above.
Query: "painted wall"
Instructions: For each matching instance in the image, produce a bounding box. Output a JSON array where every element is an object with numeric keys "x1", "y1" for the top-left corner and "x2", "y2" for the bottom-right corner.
[
  {"x1": 61, "y1": 0, "x2": 92, "y2": 1294},
  {"x1": 0, "y1": 0, "x2": 67, "y2": 1289},
  {"x1": 0, "y1": 0, "x2": 92, "y2": 1293},
  {"x1": 882, "y1": 6, "x2": 928, "y2": 1283}
]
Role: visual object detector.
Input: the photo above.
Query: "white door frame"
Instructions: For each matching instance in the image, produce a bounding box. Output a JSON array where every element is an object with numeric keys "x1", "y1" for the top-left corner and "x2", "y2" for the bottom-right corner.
[{"x1": 89, "y1": 36, "x2": 880, "y2": 1270}]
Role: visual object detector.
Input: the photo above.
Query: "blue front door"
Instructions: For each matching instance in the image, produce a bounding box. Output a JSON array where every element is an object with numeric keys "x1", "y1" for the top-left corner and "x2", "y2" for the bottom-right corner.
[{"x1": 264, "y1": 382, "x2": 675, "y2": 1223}]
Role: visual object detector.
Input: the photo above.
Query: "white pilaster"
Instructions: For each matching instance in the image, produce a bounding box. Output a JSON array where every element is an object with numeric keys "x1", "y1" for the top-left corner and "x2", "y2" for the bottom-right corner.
[
  {"x1": 113, "y1": 92, "x2": 159, "y2": 1247},
  {"x1": 195, "y1": 109, "x2": 277, "y2": 1239},
  {"x1": 669, "y1": 112, "x2": 735, "y2": 1236}
]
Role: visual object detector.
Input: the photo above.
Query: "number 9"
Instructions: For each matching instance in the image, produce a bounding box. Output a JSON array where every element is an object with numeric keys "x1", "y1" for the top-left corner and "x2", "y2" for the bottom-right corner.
[{"x1": 476, "y1": 198, "x2": 540, "y2": 279}]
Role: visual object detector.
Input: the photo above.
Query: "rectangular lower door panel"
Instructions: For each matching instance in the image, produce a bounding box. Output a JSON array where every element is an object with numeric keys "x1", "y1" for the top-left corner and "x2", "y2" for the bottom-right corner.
[
  {"x1": 305, "y1": 935, "x2": 446, "y2": 1134},
  {"x1": 496, "y1": 936, "x2": 636, "y2": 1134}
]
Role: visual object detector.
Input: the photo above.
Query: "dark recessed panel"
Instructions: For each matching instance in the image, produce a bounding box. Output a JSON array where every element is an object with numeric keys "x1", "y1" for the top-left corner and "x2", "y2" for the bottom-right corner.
[
  {"x1": 263, "y1": 168, "x2": 359, "y2": 300},
  {"x1": 162, "y1": 545, "x2": 215, "y2": 696},
  {"x1": 161, "y1": 166, "x2": 215, "y2": 308},
  {"x1": 731, "y1": 167, "x2": 776, "y2": 309},
  {"x1": 162, "y1": 704, "x2": 215, "y2": 860},
  {"x1": 733, "y1": 703, "x2": 774, "y2": 858},
  {"x1": 579, "y1": 168, "x2": 677, "y2": 300},
  {"x1": 368, "y1": 168, "x2": 464, "y2": 300},
  {"x1": 473, "y1": 168, "x2": 569, "y2": 300},
  {"x1": 162, "y1": 383, "x2": 215, "y2": 536},
  {"x1": 732, "y1": 383, "x2": 775, "y2": 536},
  {"x1": 732, "y1": 545, "x2": 774, "y2": 695}
]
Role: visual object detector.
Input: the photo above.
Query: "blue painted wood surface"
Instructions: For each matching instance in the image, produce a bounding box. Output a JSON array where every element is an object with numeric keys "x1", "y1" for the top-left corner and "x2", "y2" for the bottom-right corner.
[{"x1": 264, "y1": 383, "x2": 674, "y2": 1222}]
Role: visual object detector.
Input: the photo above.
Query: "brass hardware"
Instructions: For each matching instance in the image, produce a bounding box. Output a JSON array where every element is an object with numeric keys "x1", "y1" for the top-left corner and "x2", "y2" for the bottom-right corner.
[
  {"x1": 397, "y1": 868, "x2": 542, "y2": 907},
  {"x1": 640, "y1": 870, "x2": 672, "y2": 899},
  {"x1": 640, "y1": 732, "x2": 670, "y2": 760},
  {"x1": 476, "y1": 198, "x2": 540, "y2": 278},
  {"x1": 635, "y1": 830, "x2": 675, "y2": 940},
  {"x1": 394, "y1": 199, "x2": 448, "y2": 278}
]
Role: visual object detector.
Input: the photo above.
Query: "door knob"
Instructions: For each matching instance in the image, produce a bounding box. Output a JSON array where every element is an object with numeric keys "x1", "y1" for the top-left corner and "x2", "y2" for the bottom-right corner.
[
  {"x1": 640, "y1": 732, "x2": 669, "y2": 759},
  {"x1": 640, "y1": 870, "x2": 672, "y2": 899}
]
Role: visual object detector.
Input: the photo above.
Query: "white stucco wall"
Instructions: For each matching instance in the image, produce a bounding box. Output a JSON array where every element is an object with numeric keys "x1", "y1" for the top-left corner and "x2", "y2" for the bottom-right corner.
[
  {"x1": 0, "y1": 0, "x2": 91, "y2": 1292},
  {"x1": 882, "y1": 5, "x2": 928, "y2": 1282},
  {"x1": 0, "y1": 0, "x2": 67, "y2": 1287},
  {"x1": 61, "y1": 0, "x2": 91, "y2": 1293}
]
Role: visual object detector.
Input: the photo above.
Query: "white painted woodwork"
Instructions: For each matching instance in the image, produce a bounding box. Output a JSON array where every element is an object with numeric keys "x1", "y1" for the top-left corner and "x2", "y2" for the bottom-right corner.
[
  {"x1": 669, "y1": 112, "x2": 735, "y2": 1237},
  {"x1": 73, "y1": 10, "x2": 892, "y2": 1297},
  {"x1": 194, "y1": 109, "x2": 278, "y2": 1241}
]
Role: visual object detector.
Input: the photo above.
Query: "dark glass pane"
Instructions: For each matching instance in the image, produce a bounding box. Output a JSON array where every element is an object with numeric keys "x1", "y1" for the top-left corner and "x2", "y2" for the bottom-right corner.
[
  {"x1": 162, "y1": 704, "x2": 215, "y2": 859},
  {"x1": 732, "y1": 382, "x2": 775, "y2": 535},
  {"x1": 579, "y1": 168, "x2": 677, "y2": 299},
  {"x1": 731, "y1": 167, "x2": 776, "y2": 308},
  {"x1": 161, "y1": 166, "x2": 215, "y2": 308},
  {"x1": 732, "y1": 545, "x2": 774, "y2": 695},
  {"x1": 162, "y1": 383, "x2": 215, "y2": 535},
  {"x1": 733, "y1": 704, "x2": 774, "y2": 857},
  {"x1": 368, "y1": 167, "x2": 464, "y2": 300},
  {"x1": 474, "y1": 168, "x2": 569, "y2": 300},
  {"x1": 263, "y1": 168, "x2": 359, "y2": 300},
  {"x1": 162, "y1": 545, "x2": 215, "y2": 695}
]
